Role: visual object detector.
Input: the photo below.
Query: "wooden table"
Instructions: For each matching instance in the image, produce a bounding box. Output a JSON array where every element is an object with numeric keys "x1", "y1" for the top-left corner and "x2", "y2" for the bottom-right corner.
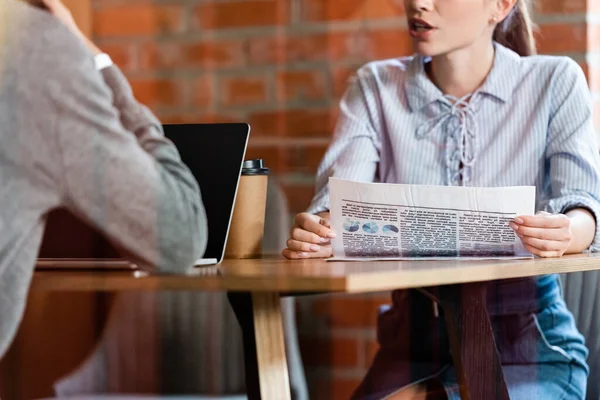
[{"x1": 32, "y1": 254, "x2": 600, "y2": 400}]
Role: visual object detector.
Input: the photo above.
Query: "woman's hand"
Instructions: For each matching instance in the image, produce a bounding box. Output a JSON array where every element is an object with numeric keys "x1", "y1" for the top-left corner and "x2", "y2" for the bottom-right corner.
[
  {"x1": 510, "y1": 211, "x2": 572, "y2": 258},
  {"x1": 282, "y1": 212, "x2": 336, "y2": 259},
  {"x1": 41, "y1": 0, "x2": 102, "y2": 55}
]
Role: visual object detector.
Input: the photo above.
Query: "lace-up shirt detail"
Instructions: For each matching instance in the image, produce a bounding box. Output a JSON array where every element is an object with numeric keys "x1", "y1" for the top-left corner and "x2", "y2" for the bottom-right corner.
[{"x1": 416, "y1": 94, "x2": 478, "y2": 185}]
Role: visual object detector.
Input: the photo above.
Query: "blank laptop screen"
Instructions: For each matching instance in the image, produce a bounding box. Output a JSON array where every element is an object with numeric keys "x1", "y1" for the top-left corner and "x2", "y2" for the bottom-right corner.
[{"x1": 163, "y1": 123, "x2": 249, "y2": 262}]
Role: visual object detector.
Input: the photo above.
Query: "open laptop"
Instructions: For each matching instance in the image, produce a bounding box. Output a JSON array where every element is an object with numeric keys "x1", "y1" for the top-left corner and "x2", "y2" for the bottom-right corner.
[
  {"x1": 37, "y1": 123, "x2": 250, "y2": 269},
  {"x1": 164, "y1": 123, "x2": 250, "y2": 265}
]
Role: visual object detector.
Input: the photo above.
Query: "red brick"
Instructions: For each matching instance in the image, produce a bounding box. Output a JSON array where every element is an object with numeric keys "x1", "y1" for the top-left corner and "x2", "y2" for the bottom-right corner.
[
  {"x1": 139, "y1": 42, "x2": 181, "y2": 71},
  {"x1": 371, "y1": 292, "x2": 394, "y2": 304},
  {"x1": 247, "y1": 32, "x2": 359, "y2": 65},
  {"x1": 97, "y1": 42, "x2": 135, "y2": 72},
  {"x1": 365, "y1": 338, "x2": 380, "y2": 367},
  {"x1": 578, "y1": 61, "x2": 590, "y2": 83},
  {"x1": 184, "y1": 41, "x2": 247, "y2": 69},
  {"x1": 130, "y1": 79, "x2": 183, "y2": 108},
  {"x1": 192, "y1": 75, "x2": 214, "y2": 108},
  {"x1": 194, "y1": 0, "x2": 289, "y2": 30},
  {"x1": 332, "y1": 65, "x2": 360, "y2": 98},
  {"x1": 248, "y1": 109, "x2": 336, "y2": 137},
  {"x1": 198, "y1": 113, "x2": 245, "y2": 124},
  {"x1": 535, "y1": 24, "x2": 587, "y2": 54},
  {"x1": 160, "y1": 114, "x2": 204, "y2": 124},
  {"x1": 282, "y1": 184, "x2": 315, "y2": 213},
  {"x1": 311, "y1": 294, "x2": 391, "y2": 328},
  {"x1": 301, "y1": 0, "x2": 404, "y2": 22},
  {"x1": 138, "y1": 41, "x2": 246, "y2": 71},
  {"x1": 218, "y1": 75, "x2": 270, "y2": 107},
  {"x1": 311, "y1": 378, "x2": 362, "y2": 400},
  {"x1": 285, "y1": 144, "x2": 328, "y2": 174},
  {"x1": 534, "y1": 0, "x2": 587, "y2": 14},
  {"x1": 244, "y1": 145, "x2": 285, "y2": 174},
  {"x1": 159, "y1": 113, "x2": 244, "y2": 125},
  {"x1": 246, "y1": 36, "x2": 287, "y2": 65},
  {"x1": 258, "y1": 29, "x2": 411, "y2": 65},
  {"x1": 276, "y1": 70, "x2": 328, "y2": 102},
  {"x1": 300, "y1": 336, "x2": 360, "y2": 367},
  {"x1": 366, "y1": 28, "x2": 413, "y2": 59},
  {"x1": 94, "y1": 4, "x2": 184, "y2": 38}
]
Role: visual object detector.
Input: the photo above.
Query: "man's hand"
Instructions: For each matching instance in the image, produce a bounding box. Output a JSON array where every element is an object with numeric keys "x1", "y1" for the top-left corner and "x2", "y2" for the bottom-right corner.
[
  {"x1": 510, "y1": 211, "x2": 572, "y2": 258},
  {"x1": 41, "y1": 0, "x2": 102, "y2": 55}
]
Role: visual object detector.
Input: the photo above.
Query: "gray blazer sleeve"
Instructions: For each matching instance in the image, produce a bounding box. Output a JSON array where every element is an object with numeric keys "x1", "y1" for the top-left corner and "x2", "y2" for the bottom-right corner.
[{"x1": 44, "y1": 26, "x2": 207, "y2": 272}]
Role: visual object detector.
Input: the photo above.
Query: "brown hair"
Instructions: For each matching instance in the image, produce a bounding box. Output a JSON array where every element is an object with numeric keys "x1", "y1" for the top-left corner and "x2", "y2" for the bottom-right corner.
[{"x1": 493, "y1": 0, "x2": 537, "y2": 56}]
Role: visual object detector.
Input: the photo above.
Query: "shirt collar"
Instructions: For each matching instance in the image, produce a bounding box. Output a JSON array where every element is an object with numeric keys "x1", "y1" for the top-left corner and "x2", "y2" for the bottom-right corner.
[{"x1": 404, "y1": 42, "x2": 522, "y2": 111}]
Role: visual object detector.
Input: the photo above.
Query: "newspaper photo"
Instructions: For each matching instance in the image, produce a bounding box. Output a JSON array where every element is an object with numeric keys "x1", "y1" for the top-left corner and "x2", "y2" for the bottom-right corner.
[{"x1": 328, "y1": 178, "x2": 536, "y2": 261}]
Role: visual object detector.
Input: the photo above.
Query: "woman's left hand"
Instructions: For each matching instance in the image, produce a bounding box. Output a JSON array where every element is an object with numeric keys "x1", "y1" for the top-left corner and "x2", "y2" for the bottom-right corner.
[{"x1": 510, "y1": 211, "x2": 572, "y2": 258}]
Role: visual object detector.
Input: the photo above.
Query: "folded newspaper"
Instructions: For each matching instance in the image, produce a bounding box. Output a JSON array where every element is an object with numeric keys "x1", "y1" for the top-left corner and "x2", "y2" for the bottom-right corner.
[{"x1": 328, "y1": 178, "x2": 535, "y2": 261}]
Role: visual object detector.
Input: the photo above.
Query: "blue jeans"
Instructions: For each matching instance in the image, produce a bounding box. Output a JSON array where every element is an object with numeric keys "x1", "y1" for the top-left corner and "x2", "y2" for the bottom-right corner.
[
  {"x1": 442, "y1": 299, "x2": 589, "y2": 399},
  {"x1": 351, "y1": 290, "x2": 589, "y2": 400}
]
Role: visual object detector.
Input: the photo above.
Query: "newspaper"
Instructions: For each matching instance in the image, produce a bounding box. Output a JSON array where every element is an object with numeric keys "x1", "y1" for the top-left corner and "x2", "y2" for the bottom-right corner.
[{"x1": 328, "y1": 178, "x2": 535, "y2": 261}]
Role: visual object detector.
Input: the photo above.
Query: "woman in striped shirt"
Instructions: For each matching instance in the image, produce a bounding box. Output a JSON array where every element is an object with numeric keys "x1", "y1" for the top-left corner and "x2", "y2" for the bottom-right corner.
[{"x1": 284, "y1": 0, "x2": 600, "y2": 398}]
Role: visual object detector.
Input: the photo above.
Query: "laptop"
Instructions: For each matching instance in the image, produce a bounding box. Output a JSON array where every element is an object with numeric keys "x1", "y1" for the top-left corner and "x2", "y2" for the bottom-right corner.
[
  {"x1": 37, "y1": 123, "x2": 250, "y2": 269},
  {"x1": 164, "y1": 123, "x2": 250, "y2": 265}
]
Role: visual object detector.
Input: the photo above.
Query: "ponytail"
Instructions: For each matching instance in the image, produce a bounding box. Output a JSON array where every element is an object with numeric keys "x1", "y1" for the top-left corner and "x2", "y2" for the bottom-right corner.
[{"x1": 493, "y1": 0, "x2": 536, "y2": 57}]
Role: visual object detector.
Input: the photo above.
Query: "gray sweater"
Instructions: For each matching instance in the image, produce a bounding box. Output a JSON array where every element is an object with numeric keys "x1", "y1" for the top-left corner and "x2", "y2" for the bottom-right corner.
[{"x1": 0, "y1": 1, "x2": 208, "y2": 358}]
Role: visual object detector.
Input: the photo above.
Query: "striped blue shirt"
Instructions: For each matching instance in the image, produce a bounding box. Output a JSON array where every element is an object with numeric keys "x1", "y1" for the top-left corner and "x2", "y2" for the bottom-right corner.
[{"x1": 309, "y1": 43, "x2": 600, "y2": 313}]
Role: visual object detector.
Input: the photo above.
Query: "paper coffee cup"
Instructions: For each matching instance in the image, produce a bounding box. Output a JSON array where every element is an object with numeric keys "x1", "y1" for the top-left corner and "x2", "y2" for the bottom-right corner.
[{"x1": 225, "y1": 159, "x2": 269, "y2": 259}]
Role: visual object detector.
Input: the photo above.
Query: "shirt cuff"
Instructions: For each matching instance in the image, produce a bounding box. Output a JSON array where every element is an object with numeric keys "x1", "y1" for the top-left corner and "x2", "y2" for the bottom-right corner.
[
  {"x1": 307, "y1": 192, "x2": 330, "y2": 215},
  {"x1": 94, "y1": 53, "x2": 113, "y2": 71},
  {"x1": 544, "y1": 194, "x2": 600, "y2": 252}
]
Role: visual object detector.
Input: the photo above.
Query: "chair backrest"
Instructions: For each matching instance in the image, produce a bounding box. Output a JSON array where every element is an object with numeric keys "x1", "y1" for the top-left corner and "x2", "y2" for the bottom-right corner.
[{"x1": 560, "y1": 271, "x2": 600, "y2": 400}]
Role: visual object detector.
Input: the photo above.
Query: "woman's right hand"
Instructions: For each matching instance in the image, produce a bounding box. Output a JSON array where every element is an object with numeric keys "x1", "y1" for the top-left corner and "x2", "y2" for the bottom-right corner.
[{"x1": 282, "y1": 212, "x2": 336, "y2": 259}]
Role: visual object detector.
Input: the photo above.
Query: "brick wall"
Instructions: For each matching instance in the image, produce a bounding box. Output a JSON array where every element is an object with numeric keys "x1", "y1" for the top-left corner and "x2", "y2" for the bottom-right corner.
[{"x1": 91, "y1": 0, "x2": 599, "y2": 398}]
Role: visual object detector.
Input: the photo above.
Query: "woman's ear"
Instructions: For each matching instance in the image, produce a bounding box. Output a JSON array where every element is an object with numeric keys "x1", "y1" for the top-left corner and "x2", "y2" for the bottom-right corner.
[
  {"x1": 498, "y1": 0, "x2": 522, "y2": 19},
  {"x1": 494, "y1": 0, "x2": 518, "y2": 22}
]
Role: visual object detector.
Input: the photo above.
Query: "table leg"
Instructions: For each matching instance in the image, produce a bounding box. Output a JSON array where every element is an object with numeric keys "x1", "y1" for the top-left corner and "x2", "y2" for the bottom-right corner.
[
  {"x1": 433, "y1": 283, "x2": 510, "y2": 400},
  {"x1": 228, "y1": 292, "x2": 291, "y2": 400}
]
